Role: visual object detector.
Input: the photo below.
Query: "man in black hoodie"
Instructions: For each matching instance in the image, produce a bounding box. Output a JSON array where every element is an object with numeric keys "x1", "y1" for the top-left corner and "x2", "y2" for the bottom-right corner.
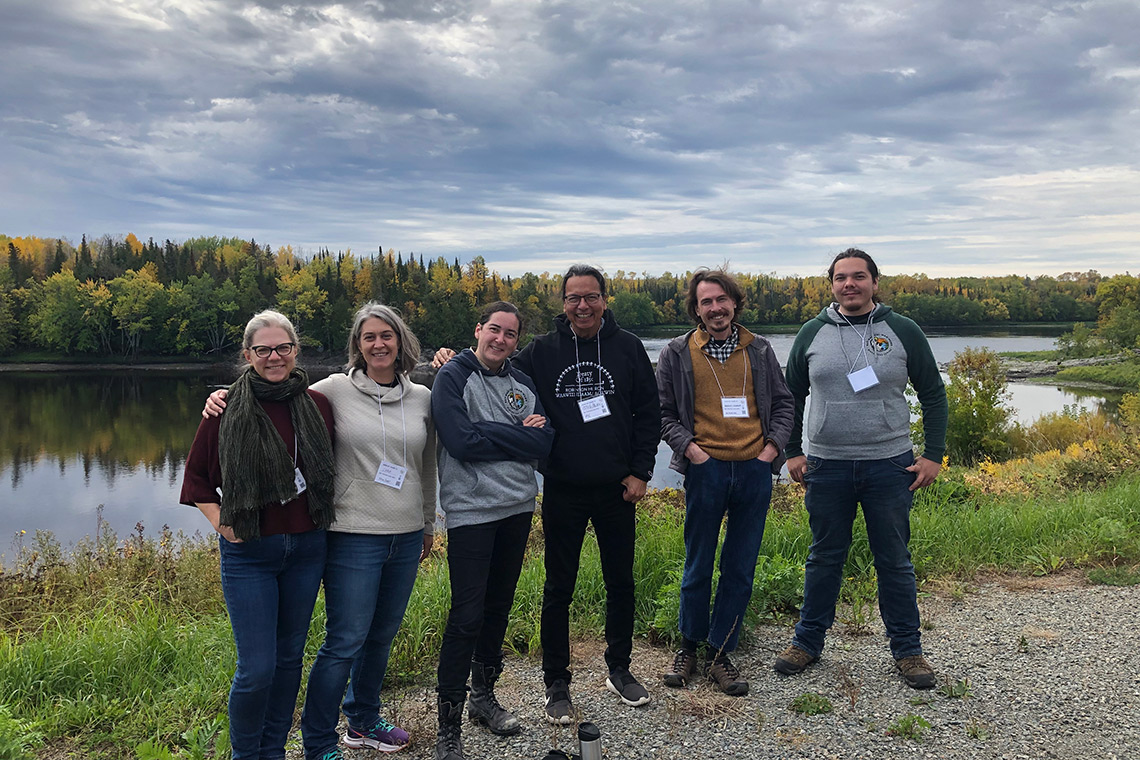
[{"x1": 433, "y1": 264, "x2": 661, "y2": 723}]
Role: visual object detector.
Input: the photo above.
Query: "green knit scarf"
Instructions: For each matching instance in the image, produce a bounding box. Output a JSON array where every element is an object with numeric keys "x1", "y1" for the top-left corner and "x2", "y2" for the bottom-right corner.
[{"x1": 218, "y1": 366, "x2": 335, "y2": 541}]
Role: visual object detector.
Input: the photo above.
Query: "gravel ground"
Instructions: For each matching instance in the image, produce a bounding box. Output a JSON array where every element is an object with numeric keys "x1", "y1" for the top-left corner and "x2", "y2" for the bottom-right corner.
[{"x1": 288, "y1": 577, "x2": 1140, "y2": 760}]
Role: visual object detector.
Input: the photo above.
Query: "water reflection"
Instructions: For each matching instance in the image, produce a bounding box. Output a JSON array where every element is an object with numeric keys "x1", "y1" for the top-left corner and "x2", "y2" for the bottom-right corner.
[
  {"x1": 1, "y1": 371, "x2": 214, "y2": 489},
  {"x1": 0, "y1": 328, "x2": 1126, "y2": 553}
]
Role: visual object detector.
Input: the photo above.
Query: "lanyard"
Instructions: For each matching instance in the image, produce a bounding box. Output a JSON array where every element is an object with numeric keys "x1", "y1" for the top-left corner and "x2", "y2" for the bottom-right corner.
[
  {"x1": 374, "y1": 379, "x2": 408, "y2": 465},
  {"x1": 701, "y1": 349, "x2": 748, "y2": 399},
  {"x1": 572, "y1": 327, "x2": 604, "y2": 399},
  {"x1": 837, "y1": 304, "x2": 877, "y2": 373}
]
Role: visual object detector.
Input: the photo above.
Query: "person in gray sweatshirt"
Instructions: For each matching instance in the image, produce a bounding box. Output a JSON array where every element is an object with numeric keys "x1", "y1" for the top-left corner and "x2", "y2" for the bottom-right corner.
[
  {"x1": 431, "y1": 301, "x2": 555, "y2": 760},
  {"x1": 772, "y1": 249, "x2": 948, "y2": 690}
]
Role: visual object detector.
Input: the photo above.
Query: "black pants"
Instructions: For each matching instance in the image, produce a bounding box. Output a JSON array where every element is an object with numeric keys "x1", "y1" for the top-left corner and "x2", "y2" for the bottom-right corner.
[
  {"x1": 540, "y1": 479, "x2": 635, "y2": 686},
  {"x1": 436, "y1": 511, "x2": 533, "y2": 703}
]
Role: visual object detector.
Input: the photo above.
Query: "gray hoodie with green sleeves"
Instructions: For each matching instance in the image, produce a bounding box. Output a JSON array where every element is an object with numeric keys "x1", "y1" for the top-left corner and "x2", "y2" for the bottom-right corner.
[
  {"x1": 431, "y1": 348, "x2": 555, "y2": 529},
  {"x1": 785, "y1": 304, "x2": 947, "y2": 463}
]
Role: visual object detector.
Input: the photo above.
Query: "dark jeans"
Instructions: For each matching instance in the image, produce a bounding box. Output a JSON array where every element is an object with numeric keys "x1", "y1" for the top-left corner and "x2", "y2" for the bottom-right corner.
[
  {"x1": 301, "y1": 530, "x2": 423, "y2": 758},
  {"x1": 793, "y1": 451, "x2": 922, "y2": 659},
  {"x1": 218, "y1": 529, "x2": 326, "y2": 760},
  {"x1": 436, "y1": 511, "x2": 533, "y2": 702},
  {"x1": 680, "y1": 457, "x2": 773, "y2": 653},
  {"x1": 541, "y1": 479, "x2": 635, "y2": 685}
]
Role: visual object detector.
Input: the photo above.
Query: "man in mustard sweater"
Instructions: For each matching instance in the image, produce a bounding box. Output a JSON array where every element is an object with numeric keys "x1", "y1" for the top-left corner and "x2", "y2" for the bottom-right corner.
[{"x1": 656, "y1": 269, "x2": 795, "y2": 695}]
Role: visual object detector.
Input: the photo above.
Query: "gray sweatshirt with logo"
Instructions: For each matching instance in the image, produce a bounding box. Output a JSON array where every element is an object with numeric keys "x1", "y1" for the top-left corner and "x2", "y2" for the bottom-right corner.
[
  {"x1": 785, "y1": 304, "x2": 947, "y2": 463},
  {"x1": 431, "y1": 349, "x2": 555, "y2": 529}
]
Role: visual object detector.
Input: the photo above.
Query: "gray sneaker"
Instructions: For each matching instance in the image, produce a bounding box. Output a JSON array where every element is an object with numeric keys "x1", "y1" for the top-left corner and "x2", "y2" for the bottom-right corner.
[
  {"x1": 544, "y1": 679, "x2": 574, "y2": 725},
  {"x1": 606, "y1": 668, "x2": 651, "y2": 706}
]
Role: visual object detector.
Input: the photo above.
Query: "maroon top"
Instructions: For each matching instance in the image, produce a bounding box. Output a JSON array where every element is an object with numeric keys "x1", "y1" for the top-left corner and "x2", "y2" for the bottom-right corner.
[{"x1": 180, "y1": 390, "x2": 335, "y2": 536}]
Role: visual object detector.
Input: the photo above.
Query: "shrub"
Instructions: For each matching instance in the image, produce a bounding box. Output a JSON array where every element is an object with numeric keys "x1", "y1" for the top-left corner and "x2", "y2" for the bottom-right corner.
[{"x1": 945, "y1": 347, "x2": 1013, "y2": 464}]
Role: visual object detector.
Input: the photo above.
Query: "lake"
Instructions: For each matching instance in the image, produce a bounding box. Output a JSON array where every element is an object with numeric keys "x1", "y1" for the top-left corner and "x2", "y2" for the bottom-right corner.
[{"x1": 0, "y1": 325, "x2": 1125, "y2": 557}]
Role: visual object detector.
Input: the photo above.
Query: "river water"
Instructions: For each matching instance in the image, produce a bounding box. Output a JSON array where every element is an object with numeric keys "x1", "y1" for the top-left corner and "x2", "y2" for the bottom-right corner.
[{"x1": 0, "y1": 326, "x2": 1124, "y2": 556}]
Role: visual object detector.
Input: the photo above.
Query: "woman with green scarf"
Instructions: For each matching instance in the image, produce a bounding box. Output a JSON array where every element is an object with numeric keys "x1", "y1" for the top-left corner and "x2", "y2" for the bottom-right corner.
[{"x1": 180, "y1": 310, "x2": 335, "y2": 760}]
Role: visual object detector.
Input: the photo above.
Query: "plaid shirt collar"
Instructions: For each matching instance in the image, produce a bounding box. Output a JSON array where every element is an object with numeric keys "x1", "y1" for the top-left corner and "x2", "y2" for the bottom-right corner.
[{"x1": 701, "y1": 324, "x2": 739, "y2": 364}]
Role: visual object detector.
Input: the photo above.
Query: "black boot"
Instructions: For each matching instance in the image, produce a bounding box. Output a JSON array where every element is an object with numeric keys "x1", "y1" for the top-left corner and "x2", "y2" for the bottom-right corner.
[
  {"x1": 436, "y1": 696, "x2": 466, "y2": 760},
  {"x1": 467, "y1": 660, "x2": 522, "y2": 735}
]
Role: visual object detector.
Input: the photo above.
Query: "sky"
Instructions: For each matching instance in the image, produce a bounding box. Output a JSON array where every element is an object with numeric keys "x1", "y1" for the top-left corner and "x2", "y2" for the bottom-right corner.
[{"x1": 2, "y1": 0, "x2": 1138, "y2": 279}]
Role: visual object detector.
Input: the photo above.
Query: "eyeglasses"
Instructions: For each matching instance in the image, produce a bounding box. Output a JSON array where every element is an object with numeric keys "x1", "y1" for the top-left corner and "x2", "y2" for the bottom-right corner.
[
  {"x1": 249, "y1": 343, "x2": 296, "y2": 358},
  {"x1": 563, "y1": 293, "x2": 603, "y2": 306}
]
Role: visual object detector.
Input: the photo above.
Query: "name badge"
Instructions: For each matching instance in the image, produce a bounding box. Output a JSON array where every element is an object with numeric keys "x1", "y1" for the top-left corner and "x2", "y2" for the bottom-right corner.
[
  {"x1": 374, "y1": 461, "x2": 407, "y2": 490},
  {"x1": 721, "y1": 396, "x2": 749, "y2": 418},
  {"x1": 282, "y1": 467, "x2": 307, "y2": 503},
  {"x1": 579, "y1": 394, "x2": 611, "y2": 423},
  {"x1": 847, "y1": 365, "x2": 880, "y2": 393}
]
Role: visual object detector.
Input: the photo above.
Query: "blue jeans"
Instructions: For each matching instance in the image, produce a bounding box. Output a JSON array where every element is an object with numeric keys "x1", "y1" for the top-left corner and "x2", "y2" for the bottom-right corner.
[
  {"x1": 793, "y1": 451, "x2": 921, "y2": 659},
  {"x1": 680, "y1": 457, "x2": 773, "y2": 653},
  {"x1": 218, "y1": 529, "x2": 327, "y2": 760},
  {"x1": 301, "y1": 530, "x2": 423, "y2": 758}
]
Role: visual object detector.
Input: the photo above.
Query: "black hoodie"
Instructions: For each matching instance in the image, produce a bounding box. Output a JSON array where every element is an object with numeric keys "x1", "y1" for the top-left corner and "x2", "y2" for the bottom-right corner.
[{"x1": 513, "y1": 309, "x2": 661, "y2": 487}]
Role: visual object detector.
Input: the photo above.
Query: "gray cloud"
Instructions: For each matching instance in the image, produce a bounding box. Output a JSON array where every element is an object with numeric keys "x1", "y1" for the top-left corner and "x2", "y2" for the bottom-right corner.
[{"x1": 1, "y1": 0, "x2": 1137, "y2": 276}]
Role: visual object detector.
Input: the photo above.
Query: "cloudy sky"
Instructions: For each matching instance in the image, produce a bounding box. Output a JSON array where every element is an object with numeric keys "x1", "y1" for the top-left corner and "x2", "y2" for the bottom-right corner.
[{"x1": 2, "y1": 0, "x2": 1137, "y2": 278}]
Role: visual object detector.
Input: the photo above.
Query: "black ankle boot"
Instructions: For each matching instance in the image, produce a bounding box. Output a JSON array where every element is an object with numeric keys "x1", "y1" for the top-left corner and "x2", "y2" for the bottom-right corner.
[{"x1": 467, "y1": 660, "x2": 522, "y2": 735}]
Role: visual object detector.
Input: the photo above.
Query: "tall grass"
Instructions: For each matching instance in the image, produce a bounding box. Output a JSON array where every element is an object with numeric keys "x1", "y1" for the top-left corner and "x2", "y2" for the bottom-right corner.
[
  {"x1": 4, "y1": 456, "x2": 1140, "y2": 757},
  {"x1": 1055, "y1": 358, "x2": 1140, "y2": 389}
]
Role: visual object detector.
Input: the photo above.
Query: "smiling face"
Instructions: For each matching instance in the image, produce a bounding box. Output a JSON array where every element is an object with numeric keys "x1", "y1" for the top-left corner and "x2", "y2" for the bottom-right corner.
[
  {"x1": 357, "y1": 317, "x2": 399, "y2": 383},
  {"x1": 695, "y1": 280, "x2": 737, "y2": 339},
  {"x1": 831, "y1": 257, "x2": 879, "y2": 316},
  {"x1": 562, "y1": 274, "x2": 606, "y2": 339},
  {"x1": 244, "y1": 326, "x2": 296, "y2": 383},
  {"x1": 474, "y1": 310, "x2": 521, "y2": 371}
]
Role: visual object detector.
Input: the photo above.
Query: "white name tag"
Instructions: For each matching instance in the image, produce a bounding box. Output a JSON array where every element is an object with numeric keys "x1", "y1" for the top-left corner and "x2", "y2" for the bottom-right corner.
[
  {"x1": 282, "y1": 467, "x2": 307, "y2": 503},
  {"x1": 578, "y1": 394, "x2": 611, "y2": 422},
  {"x1": 847, "y1": 365, "x2": 880, "y2": 393},
  {"x1": 721, "y1": 396, "x2": 749, "y2": 418},
  {"x1": 374, "y1": 460, "x2": 407, "y2": 490}
]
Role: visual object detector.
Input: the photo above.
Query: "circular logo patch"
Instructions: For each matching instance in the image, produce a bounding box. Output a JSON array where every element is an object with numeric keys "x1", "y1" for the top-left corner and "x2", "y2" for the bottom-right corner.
[
  {"x1": 867, "y1": 335, "x2": 892, "y2": 354},
  {"x1": 504, "y1": 389, "x2": 527, "y2": 411}
]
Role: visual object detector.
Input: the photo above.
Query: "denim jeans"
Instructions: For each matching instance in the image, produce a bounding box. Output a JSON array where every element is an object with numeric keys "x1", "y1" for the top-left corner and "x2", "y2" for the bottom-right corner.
[
  {"x1": 680, "y1": 457, "x2": 773, "y2": 653},
  {"x1": 793, "y1": 451, "x2": 922, "y2": 659},
  {"x1": 300, "y1": 529, "x2": 423, "y2": 757},
  {"x1": 540, "y1": 479, "x2": 635, "y2": 685},
  {"x1": 218, "y1": 529, "x2": 327, "y2": 760},
  {"x1": 436, "y1": 511, "x2": 532, "y2": 702}
]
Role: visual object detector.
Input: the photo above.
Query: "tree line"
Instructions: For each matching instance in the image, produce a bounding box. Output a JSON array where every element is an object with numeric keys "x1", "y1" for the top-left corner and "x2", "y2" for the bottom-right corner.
[{"x1": 0, "y1": 233, "x2": 1135, "y2": 360}]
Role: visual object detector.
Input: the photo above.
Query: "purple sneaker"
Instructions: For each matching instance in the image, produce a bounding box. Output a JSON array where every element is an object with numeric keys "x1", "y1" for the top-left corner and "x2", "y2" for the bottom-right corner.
[{"x1": 343, "y1": 717, "x2": 410, "y2": 753}]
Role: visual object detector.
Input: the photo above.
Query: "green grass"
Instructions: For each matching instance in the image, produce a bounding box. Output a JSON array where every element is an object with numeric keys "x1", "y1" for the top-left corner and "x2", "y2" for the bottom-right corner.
[
  {"x1": 4, "y1": 472, "x2": 1140, "y2": 758},
  {"x1": 1055, "y1": 358, "x2": 1140, "y2": 389},
  {"x1": 998, "y1": 349, "x2": 1060, "y2": 361},
  {"x1": 790, "y1": 692, "x2": 833, "y2": 715}
]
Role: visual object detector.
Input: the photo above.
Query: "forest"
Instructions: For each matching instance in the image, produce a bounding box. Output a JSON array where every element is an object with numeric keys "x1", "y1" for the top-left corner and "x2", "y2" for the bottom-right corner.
[{"x1": 1, "y1": 233, "x2": 1136, "y2": 359}]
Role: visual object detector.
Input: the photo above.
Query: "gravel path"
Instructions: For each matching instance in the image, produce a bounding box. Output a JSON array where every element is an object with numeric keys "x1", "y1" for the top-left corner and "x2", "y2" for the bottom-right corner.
[{"x1": 291, "y1": 578, "x2": 1140, "y2": 760}]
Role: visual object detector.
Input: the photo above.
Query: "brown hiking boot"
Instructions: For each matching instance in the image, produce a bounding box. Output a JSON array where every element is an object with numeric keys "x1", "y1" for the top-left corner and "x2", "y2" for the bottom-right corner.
[
  {"x1": 707, "y1": 654, "x2": 748, "y2": 696},
  {"x1": 663, "y1": 648, "x2": 699, "y2": 688},
  {"x1": 773, "y1": 645, "x2": 818, "y2": 676},
  {"x1": 895, "y1": 655, "x2": 936, "y2": 689}
]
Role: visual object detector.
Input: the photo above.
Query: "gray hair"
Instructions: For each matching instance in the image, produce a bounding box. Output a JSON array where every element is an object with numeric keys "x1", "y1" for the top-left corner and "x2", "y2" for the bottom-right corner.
[
  {"x1": 345, "y1": 302, "x2": 421, "y2": 376},
  {"x1": 561, "y1": 263, "x2": 607, "y2": 298},
  {"x1": 242, "y1": 310, "x2": 299, "y2": 350}
]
